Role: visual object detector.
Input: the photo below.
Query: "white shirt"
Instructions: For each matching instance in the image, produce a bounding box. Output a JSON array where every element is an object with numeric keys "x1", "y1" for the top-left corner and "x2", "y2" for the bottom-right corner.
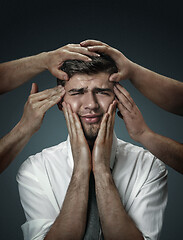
[{"x1": 17, "y1": 134, "x2": 168, "y2": 240}]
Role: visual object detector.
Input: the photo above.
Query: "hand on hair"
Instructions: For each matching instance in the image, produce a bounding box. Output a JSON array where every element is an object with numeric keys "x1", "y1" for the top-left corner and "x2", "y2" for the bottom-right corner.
[
  {"x1": 44, "y1": 44, "x2": 99, "y2": 81},
  {"x1": 80, "y1": 39, "x2": 134, "y2": 82}
]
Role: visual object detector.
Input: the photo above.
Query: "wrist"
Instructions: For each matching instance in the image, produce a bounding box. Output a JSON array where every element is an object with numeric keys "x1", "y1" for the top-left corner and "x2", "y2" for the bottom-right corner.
[
  {"x1": 72, "y1": 167, "x2": 91, "y2": 180},
  {"x1": 36, "y1": 52, "x2": 49, "y2": 71},
  {"x1": 73, "y1": 161, "x2": 91, "y2": 175},
  {"x1": 17, "y1": 119, "x2": 36, "y2": 138},
  {"x1": 93, "y1": 163, "x2": 111, "y2": 176},
  {"x1": 128, "y1": 62, "x2": 142, "y2": 82},
  {"x1": 137, "y1": 128, "x2": 155, "y2": 146}
]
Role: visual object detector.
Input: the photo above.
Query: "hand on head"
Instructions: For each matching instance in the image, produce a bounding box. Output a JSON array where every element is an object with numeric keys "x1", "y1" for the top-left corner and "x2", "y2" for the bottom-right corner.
[
  {"x1": 45, "y1": 44, "x2": 99, "y2": 81},
  {"x1": 114, "y1": 83, "x2": 150, "y2": 142},
  {"x1": 20, "y1": 83, "x2": 65, "y2": 135},
  {"x1": 80, "y1": 39, "x2": 133, "y2": 82}
]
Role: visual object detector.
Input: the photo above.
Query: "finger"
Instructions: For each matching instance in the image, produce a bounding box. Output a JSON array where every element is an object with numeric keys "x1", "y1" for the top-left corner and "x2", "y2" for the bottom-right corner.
[
  {"x1": 63, "y1": 51, "x2": 93, "y2": 62},
  {"x1": 115, "y1": 84, "x2": 134, "y2": 104},
  {"x1": 31, "y1": 86, "x2": 64, "y2": 101},
  {"x1": 67, "y1": 46, "x2": 100, "y2": 57},
  {"x1": 73, "y1": 112, "x2": 85, "y2": 138},
  {"x1": 114, "y1": 85, "x2": 133, "y2": 112},
  {"x1": 86, "y1": 45, "x2": 111, "y2": 55},
  {"x1": 80, "y1": 39, "x2": 108, "y2": 47},
  {"x1": 109, "y1": 73, "x2": 121, "y2": 82},
  {"x1": 39, "y1": 90, "x2": 65, "y2": 113},
  {"x1": 97, "y1": 113, "x2": 109, "y2": 141},
  {"x1": 107, "y1": 101, "x2": 116, "y2": 137},
  {"x1": 117, "y1": 100, "x2": 129, "y2": 117},
  {"x1": 62, "y1": 102, "x2": 72, "y2": 137},
  {"x1": 30, "y1": 83, "x2": 39, "y2": 94},
  {"x1": 52, "y1": 69, "x2": 69, "y2": 80},
  {"x1": 67, "y1": 103, "x2": 77, "y2": 138}
]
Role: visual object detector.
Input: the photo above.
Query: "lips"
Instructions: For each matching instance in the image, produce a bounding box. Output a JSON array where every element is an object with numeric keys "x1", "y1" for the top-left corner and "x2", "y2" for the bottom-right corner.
[{"x1": 80, "y1": 114, "x2": 102, "y2": 124}]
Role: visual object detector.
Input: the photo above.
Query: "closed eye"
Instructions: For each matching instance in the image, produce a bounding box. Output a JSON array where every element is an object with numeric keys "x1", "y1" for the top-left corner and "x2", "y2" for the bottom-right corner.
[
  {"x1": 95, "y1": 88, "x2": 113, "y2": 96},
  {"x1": 96, "y1": 91, "x2": 110, "y2": 96},
  {"x1": 68, "y1": 88, "x2": 85, "y2": 95},
  {"x1": 70, "y1": 92, "x2": 84, "y2": 96}
]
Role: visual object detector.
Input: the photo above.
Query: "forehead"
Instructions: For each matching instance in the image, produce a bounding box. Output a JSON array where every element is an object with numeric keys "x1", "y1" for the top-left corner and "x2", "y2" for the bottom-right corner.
[{"x1": 64, "y1": 72, "x2": 114, "y2": 90}]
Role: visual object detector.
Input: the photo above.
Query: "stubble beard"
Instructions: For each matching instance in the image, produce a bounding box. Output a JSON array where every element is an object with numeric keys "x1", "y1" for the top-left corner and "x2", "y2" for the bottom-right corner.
[{"x1": 81, "y1": 121, "x2": 100, "y2": 142}]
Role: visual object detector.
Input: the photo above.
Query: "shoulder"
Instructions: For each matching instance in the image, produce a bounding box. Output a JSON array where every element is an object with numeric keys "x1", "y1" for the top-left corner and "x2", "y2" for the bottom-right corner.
[{"x1": 17, "y1": 141, "x2": 68, "y2": 180}]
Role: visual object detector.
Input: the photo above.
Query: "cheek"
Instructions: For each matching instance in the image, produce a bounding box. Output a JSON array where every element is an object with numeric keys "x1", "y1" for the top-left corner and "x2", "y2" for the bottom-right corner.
[
  {"x1": 98, "y1": 96, "x2": 114, "y2": 112},
  {"x1": 64, "y1": 95, "x2": 81, "y2": 113}
]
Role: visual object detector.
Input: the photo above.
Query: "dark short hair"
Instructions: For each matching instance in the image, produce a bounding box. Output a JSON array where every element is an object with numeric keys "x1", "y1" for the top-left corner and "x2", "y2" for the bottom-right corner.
[{"x1": 57, "y1": 53, "x2": 118, "y2": 86}]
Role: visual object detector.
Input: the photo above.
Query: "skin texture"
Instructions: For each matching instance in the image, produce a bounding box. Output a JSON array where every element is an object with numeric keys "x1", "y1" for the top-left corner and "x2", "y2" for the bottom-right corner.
[
  {"x1": 80, "y1": 39, "x2": 183, "y2": 174},
  {"x1": 114, "y1": 83, "x2": 183, "y2": 174},
  {"x1": 0, "y1": 83, "x2": 65, "y2": 173},
  {"x1": 44, "y1": 73, "x2": 143, "y2": 240},
  {"x1": 0, "y1": 43, "x2": 98, "y2": 173},
  {"x1": 0, "y1": 43, "x2": 98, "y2": 94},
  {"x1": 80, "y1": 39, "x2": 183, "y2": 116}
]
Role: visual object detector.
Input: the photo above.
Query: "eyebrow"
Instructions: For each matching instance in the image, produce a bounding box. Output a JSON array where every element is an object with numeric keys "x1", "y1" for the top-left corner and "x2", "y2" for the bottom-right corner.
[{"x1": 68, "y1": 87, "x2": 113, "y2": 93}]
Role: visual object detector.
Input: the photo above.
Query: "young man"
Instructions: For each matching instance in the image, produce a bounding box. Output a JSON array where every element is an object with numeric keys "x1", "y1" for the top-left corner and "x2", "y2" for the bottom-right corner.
[{"x1": 17, "y1": 55, "x2": 167, "y2": 240}]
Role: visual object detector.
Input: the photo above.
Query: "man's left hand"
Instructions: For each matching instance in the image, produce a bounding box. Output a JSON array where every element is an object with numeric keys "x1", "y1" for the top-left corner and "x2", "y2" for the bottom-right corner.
[{"x1": 92, "y1": 100, "x2": 117, "y2": 172}]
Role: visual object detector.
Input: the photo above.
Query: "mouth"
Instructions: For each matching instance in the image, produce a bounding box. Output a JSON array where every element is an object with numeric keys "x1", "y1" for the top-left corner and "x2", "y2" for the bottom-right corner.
[{"x1": 80, "y1": 114, "x2": 102, "y2": 124}]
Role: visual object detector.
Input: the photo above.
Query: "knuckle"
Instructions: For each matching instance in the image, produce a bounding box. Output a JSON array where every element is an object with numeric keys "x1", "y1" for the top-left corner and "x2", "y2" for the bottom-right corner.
[{"x1": 27, "y1": 95, "x2": 33, "y2": 105}]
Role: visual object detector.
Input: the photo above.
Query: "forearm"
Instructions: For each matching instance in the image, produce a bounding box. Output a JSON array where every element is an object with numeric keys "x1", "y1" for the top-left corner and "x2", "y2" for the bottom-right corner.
[
  {"x1": 94, "y1": 167, "x2": 143, "y2": 240},
  {"x1": 45, "y1": 169, "x2": 90, "y2": 240},
  {"x1": 0, "y1": 121, "x2": 33, "y2": 173},
  {"x1": 138, "y1": 130, "x2": 183, "y2": 174},
  {"x1": 129, "y1": 62, "x2": 183, "y2": 115},
  {"x1": 0, "y1": 52, "x2": 47, "y2": 94}
]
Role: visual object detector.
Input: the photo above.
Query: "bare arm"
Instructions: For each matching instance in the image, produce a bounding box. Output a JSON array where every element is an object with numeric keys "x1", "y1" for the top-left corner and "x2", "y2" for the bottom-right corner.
[
  {"x1": 45, "y1": 103, "x2": 91, "y2": 240},
  {"x1": 92, "y1": 101, "x2": 143, "y2": 240},
  {"x1": 0, "y1": 84, "x2": 65, "y2": 173},
  {"x1": 129, "y1": 63, "x2": 183, "y2": 116},
  {"x1": 0, "y1": 44, "x2": 97, "y2": 94},
  {"x1": 81, "y1": 39, "x2": 183, "y2": 116},
  {"x1": 114, "y1": 83, "x2": 183, "y2": 174}
]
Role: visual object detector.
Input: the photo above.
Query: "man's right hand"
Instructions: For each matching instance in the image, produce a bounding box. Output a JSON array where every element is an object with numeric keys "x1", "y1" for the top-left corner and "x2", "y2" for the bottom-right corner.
[
  {"x1": 44, "y1": 44, "x2": 99, "y2": 81},
  {"x1": 19, "y1": 83, "x2": 65, "y2": 136},
  {"x1": 62, "y1": 102, "x2": 92, "y2": 173}
]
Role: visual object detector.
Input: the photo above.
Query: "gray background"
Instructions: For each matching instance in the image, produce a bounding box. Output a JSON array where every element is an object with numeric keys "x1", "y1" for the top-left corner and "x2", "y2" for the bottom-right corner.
[{"x1": 0, "y1": 0, "x2": 182, "y2": 239}]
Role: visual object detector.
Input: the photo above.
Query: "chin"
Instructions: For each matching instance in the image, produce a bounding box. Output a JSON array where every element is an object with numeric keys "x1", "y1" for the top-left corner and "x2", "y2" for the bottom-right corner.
[{"x1": 82, "y1": 124, "x2": 99, "y2": 140}]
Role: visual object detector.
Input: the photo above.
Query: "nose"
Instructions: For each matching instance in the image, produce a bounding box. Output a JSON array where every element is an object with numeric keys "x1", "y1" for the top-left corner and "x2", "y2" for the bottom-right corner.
[{"x1": 83, "y1": 92, "x2": 99, "y2": 110}]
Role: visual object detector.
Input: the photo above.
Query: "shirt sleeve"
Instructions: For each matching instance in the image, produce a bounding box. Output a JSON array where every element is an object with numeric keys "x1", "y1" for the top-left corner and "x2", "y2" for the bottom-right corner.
[
  {"x1": 17, "y1": 156, "x2": 59, "y2": 240},
  {"x1": 127, "y1": 157, "x2": 168, "y2": 240}
]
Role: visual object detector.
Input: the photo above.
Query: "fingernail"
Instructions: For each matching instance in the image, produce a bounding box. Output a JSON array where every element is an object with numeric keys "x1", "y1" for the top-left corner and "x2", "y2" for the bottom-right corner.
[{"x1": 63, "y1": 75, "x2": 68, "y2": 80}]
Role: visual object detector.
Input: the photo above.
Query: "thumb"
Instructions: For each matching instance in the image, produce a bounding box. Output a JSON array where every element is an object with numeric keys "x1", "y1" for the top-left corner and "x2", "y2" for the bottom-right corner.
[
  {"x1": 52, "y1": 69, "x2": 69, "y2": 81},
  {"x1": 109, "y1": 73, "x2": 121, "y2": 82},
  {"x1": 30, "y1": 83, "x2": 39, "y2": 94}
]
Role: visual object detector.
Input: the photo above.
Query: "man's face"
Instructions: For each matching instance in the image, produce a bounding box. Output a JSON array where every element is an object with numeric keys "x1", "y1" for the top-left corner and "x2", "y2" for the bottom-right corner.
[{"x1": 63, "y1": 72, "x2": 115, "y2": 140}]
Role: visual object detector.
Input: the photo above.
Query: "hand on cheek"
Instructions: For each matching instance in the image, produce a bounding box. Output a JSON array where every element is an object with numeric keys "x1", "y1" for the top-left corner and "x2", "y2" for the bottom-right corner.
[
  {"x1": 62, "y1": 102, "x2": 92, "y2": 173},
  {"x1": 92, "y1": 100, "x2": 117, "y2": 172}
]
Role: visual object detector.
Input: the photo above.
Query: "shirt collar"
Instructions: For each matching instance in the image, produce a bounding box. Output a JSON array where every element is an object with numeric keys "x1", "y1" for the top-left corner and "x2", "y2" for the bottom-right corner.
[{"x1": 66, "y1": 132, "x2": 117, "y2": 170}]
